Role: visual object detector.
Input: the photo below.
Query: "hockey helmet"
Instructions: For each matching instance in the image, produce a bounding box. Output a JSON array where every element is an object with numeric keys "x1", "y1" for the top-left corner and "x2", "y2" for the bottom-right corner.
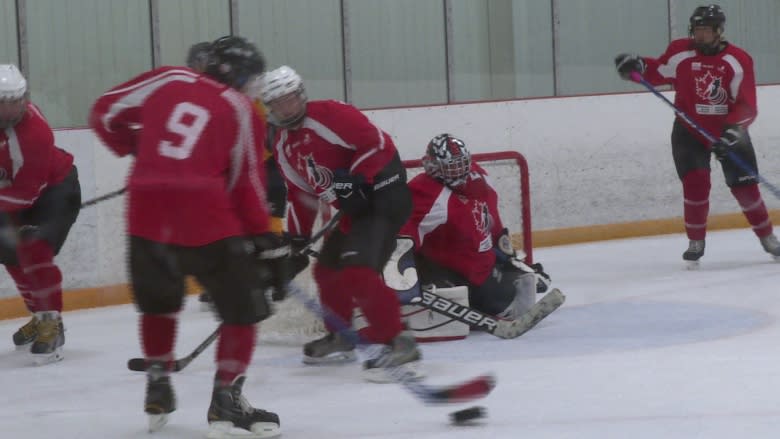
[{"x1": 423, "y1": 134, "x2": 472, "y2": 187}]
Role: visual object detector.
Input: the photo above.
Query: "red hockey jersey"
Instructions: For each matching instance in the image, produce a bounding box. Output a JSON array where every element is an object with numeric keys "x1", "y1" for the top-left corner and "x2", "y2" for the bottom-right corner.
[
  {"x1": 400, "y1": 164, "x2": 504, "y2": 286},
  {"x1": 89, "y1": 66, "x2": 270, "y2": 246},
  {"x1": 0, "y1": 103, "x2": 73, "y2": 212},
  {"x1": 272, "y1": 100, "x2": 398, "y2": 236},
  {"x1": 642, "y1": 38, "x2": 757, "y2": 143}
]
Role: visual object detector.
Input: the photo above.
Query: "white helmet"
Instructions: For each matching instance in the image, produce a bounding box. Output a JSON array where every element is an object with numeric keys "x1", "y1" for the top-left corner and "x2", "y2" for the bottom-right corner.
[
  {"x1": 260, "y1": 66, "x2": 307, "y2": 127},
  {"x1": 0, "y1": 64, "x2": 28, "y2": 128},
  {"x1": 260, "y1": 65, "x2": 303, "y2": 104},
  {"x1": 0, "y1": 64, "x2": 27, "y2": 100}
]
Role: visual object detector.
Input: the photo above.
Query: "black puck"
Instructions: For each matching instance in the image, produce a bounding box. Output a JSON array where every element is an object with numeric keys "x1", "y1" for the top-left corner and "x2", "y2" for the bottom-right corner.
[{"x1": 449, "y1": 406, "x2": 486, "y2": 424}]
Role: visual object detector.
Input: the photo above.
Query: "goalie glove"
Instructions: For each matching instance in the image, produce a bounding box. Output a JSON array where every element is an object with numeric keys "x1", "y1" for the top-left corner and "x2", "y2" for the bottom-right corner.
[{"x1": 252, "y1": 233, "x2": 291, "y2": 301}]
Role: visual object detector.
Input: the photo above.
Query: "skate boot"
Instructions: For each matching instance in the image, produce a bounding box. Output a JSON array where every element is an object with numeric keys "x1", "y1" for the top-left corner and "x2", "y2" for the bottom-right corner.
[
  {"x1": 362, "y1": 332, "x2": 424, "y2": 383},
  {"x1": 207, "y1": 376, "x2": 280, "y2": 438},
  {"x1": 30, "y1": 311, "x2": 64, "y2": 365},
  {"x1": 682, "y1": 240, "x2": 705, "y2": 270},
  {"x1": 302, "y1": 332, "x2": 356, "y2": 365},
  {"x1": 145, "y1": 363, "x2": 176, "y2": 432},
  {"x1": 759, "y1": 234, "x2": 780, "y2": 260},
  {"x1": 12, "y1": 315, "x2": 39, "y2": 349},
  {"x1": 199, "y1": 290, "x2": 215, "y2": 312}
]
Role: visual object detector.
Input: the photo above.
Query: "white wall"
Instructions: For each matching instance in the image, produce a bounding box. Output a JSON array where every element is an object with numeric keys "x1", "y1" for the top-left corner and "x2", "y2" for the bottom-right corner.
[{"x1": 2, "y1": 86, "x2": 779, "y2": 298}]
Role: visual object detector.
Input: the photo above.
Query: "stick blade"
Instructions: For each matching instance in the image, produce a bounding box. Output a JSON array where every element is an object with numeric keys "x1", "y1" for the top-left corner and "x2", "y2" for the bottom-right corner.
[{"x1": 424, "y1": 374, "x2": 496, "y2": 404}]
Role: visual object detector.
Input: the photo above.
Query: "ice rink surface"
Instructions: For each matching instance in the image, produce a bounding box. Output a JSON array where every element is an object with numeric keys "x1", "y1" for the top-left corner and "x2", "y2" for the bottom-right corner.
[{"x1": 1, "y1": 228, "x2": 779, "y2": 438}]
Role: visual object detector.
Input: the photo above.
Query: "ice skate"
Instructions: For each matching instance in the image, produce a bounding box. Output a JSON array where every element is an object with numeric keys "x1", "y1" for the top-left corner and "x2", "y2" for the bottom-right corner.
[
  {"x1": 30, "y1": 311, "x2": 64, "y2": 365},
  {"x1": 682, "y1": 240, "x2": 705, "y2": 270},
  {"x1": 199, "y1": 290, "x2": 215, "y2": 312},
  {"x1": 759, "y1": 234, "x2": 780, "y2": 261},
  {"x1": 145, "y1": 363, "x2": 176, "y2": 432},
  {"x1": 362, "y1": 332, "x2": 424, "y2": 383},
  {"x1": 12, "y1": 315, "x2": 39, "y2": 350},
  {"x1": 302, "y1": 332, "x2": 357, "y2": 365},
  {"x1": 207, "y1": 376, "x2": 280, "y2": 438}
]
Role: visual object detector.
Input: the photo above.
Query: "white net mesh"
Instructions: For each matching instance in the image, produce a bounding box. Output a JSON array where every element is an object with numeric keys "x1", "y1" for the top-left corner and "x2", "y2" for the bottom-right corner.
[{"x1": 257, "y1": 151, "x2": 530, "y2": 345}]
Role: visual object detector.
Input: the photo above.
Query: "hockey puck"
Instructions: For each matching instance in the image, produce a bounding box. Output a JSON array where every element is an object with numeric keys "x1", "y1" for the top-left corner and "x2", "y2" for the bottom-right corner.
[{"x1": 449, "y1": 406, "x2": 486, "y2": 424}]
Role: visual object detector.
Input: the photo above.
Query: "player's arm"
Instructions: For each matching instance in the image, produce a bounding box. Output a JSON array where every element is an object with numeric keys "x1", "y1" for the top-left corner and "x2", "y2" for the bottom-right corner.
[
  {"x1": 615, "y1": 40, "x2": 685, "y2": 86},
  {"x1": 725, "y1": 51, "x2": 757, "y2": 128},
  {"x1": 0, "y1": 125, "x2": 53, "y2": 212}
]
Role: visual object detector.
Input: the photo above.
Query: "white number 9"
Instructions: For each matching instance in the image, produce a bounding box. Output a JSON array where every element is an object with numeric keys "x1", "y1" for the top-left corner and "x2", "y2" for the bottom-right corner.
[{"x1": 158, "y1": 102, "x2": 210, "y2": 160}]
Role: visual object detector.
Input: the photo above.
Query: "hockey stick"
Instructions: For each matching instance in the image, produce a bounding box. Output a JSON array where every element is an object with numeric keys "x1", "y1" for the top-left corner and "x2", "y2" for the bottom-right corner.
[
  {"x1": 410, "y1": 286, "x2": 566, "y2": 339},
  {"x1": 127, "y1": 325, "x2": 221, "y2": 372},
  {"x1": 80, "y1": 187, "x2": 127, "y2": 208},
  {"x1": 630, "y1": 71, "x2": 780, "y2": 199},
  {"x1": 288, "y1": 282, "x2": 496, "y2": 405}
]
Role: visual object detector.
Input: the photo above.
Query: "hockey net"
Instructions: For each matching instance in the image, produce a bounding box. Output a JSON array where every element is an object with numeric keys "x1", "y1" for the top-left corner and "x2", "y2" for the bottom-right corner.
[{"x1": 257, "y1": 151, "x2": 532, "y2": 345}]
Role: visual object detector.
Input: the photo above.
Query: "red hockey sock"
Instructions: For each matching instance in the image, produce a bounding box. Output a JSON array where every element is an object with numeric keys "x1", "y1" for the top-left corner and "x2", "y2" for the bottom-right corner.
[
  {"x1": 731, "y1": 184, "x2": 773, "y2": 237},
  {"x1": 6, "y1": 265, "x2": 36, "y2": 313},
  {"x1": 681, "y1": 169, "x2": 711, "y2": 240},
  {"x1": 314, "y1": 263, "x2": 355, "y2": 332},
  {"x1": 141, "y1": 313, "x2": 178, "y2": 370},
  {"x1": 16, "y1": 239, "x2": 63, "y2": 312},
  {"x1": 340, "y1": 266, "x2": 403, "y2": 344},
  {"x1": 215, "y1": 324, "x2": 256, "y2": 386}
]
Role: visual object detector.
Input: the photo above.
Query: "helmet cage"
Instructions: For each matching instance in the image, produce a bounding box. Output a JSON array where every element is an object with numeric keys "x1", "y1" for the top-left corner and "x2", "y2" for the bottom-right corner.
[{"x1": 423, "y1": 134, "x2": 472, "y2": 187}]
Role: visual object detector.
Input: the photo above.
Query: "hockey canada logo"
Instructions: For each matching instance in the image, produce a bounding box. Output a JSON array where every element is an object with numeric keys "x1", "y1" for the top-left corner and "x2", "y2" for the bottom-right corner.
[
  {"x1": 297, "y1": 153, "x2": 333, "y2": 190},
  {"x1": 472, "y1": 201, "x2": 493, "y2": 252},
  {"x1": 694, "y1": 71, "x2": 727, "y2": 105}
]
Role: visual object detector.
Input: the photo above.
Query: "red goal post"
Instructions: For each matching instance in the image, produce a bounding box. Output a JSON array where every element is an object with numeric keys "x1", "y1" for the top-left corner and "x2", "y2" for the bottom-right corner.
[{"x1": 402, "y1": 150, "x2": 533, "y2": 263}]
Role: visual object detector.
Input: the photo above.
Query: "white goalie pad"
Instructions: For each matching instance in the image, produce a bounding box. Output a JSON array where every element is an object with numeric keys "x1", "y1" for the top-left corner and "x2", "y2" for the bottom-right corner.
[
  {"x1": 401, "y1": 285, "x2": 470, "y2": 342},
  {"x1": 353, "y1": 285, "x2": 470, "y2": 342}
]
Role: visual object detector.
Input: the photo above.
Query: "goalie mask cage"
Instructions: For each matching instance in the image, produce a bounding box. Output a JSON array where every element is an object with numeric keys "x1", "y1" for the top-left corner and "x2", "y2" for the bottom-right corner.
[{"x1": 257, "y1": 150, "x2": 532, "y2": 345}]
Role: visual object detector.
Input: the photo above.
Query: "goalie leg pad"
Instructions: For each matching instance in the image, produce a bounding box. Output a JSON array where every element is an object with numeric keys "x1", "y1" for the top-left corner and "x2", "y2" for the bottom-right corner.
[{"x1": 401, "y1": 285, "x2": 470, "y2": 342}]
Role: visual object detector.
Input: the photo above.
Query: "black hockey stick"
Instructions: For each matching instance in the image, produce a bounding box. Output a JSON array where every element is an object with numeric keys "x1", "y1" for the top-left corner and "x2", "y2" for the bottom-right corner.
[
  {"x1": 410, "y1": 286, "x2": 566, "y2": 339},
  {"x1": 127, "y1": 325, "x2": 221, "y2": 372},
  {"x1": 81, "y1": 187, "x2": 127, "y2": 208},
  {"x1": 288, "y1": 282, "x2": 496, "y2": 405}
]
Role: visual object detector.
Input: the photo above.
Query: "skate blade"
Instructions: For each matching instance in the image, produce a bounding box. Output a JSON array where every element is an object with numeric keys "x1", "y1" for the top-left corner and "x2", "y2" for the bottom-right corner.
[
  {"x1": 32, "y1": 348, "x2": 63, "y2": 366},
  {"x1": 302, "y1": 350, "x2": 357, "y2": 365},
  {"x1": 15, "y1": 343, "x2": 33, "y2": 351},
  {"x1": 363, "y1": 360, "x2": 425, "y2": 383},
  {"x1": 684, "y1": 260, "x2": 700, "y2": 270},
  {"x1": 207, "y1": 421, "x2": 281, "y2": 439},
  {"x1": 147, "y1": 413, "x2": 169, "y2": 432}
]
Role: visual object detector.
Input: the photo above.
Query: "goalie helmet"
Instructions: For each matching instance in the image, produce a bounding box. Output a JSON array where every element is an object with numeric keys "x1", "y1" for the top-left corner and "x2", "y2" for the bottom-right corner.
[
  {"x1": 260, "y1": 65, "x2": 307, "y2": 128},
  {"x1": 0, "y1": 64, "x2": 28, "y2": 129},
  {"x1": 204, "y1": 36, "x2": 265, "y2": 91},
  {"x1": 422, "y1": 134, "x2": 472, "y2": 187}
]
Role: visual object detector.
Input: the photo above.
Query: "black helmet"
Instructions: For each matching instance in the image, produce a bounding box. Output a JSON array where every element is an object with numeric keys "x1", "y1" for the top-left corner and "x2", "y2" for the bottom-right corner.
[
  {"x1": 205, "y1": 36, "x2": 265, "y2": 90},
  {"x1": 186, "y1": 41, "x2": 212, "y2": 72},
  {"x1": 689, "y1": 4, "x2": 725, "y2": 34}
]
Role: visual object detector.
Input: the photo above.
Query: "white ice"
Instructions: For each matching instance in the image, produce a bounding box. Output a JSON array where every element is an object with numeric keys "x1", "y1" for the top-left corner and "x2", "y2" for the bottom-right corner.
[{"x1": 2, "y1": 228, "x2": 779, "y2": 439}]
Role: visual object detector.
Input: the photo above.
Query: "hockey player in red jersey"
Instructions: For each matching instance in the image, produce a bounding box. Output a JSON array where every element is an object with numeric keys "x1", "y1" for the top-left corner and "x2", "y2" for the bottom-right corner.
[
  {"x1": 615, "y1": 4, "x2": 780, "y2": 267},
  {"x1": 400, "y1": 134, "x2": 550, "y2": 321},
  {"x1": 259, "y1": 65, "x2": 421, "y2": 382},
  {"x1": 0, "y1": 64, "x2": 81, "y2": 365},
  {"x1": 90, "y1": 36, "x2": 285, "y2": 436}
]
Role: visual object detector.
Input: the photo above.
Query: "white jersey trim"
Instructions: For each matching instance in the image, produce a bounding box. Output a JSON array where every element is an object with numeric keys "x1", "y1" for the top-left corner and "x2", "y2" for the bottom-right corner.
[
  {"x1": 657, "y1": 50, "x2": 696, "y2": 79},
  {"x1": 721, "y1": 54, "x2": 744, "y2": 102},
  {"x1": 417, "y1": 186, "x2": 451, "y2": 246}
]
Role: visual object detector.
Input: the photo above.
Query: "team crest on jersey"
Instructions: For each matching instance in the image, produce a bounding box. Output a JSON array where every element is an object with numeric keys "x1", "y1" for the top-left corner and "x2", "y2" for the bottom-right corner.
[
  {"x1": 472, "y1": 201, "x2": 493, "y2": 251},
  {"x1": 297, "y1": 153, "x2": 333, "y2": 190},
  {"x1": 694, "y1": 71, "x2": 728, "y2": 105}
]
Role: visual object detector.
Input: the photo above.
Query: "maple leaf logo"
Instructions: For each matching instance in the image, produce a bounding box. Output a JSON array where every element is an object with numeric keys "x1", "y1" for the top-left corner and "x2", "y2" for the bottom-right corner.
[{"x1": 694, "y1": 71, "x2": 728, "y2": 104}]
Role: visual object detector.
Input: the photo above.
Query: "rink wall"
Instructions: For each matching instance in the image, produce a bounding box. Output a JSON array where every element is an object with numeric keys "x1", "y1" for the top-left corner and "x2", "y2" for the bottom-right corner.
[{"x1": 2, "y1": 85, "x2": 780, "y2": 316}]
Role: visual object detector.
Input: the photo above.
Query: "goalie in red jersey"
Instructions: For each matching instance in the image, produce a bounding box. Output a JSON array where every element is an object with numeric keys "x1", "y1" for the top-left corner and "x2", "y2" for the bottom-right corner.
[{"x1": 400, "y1": 134, "x2": 551, "y2": 322}]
